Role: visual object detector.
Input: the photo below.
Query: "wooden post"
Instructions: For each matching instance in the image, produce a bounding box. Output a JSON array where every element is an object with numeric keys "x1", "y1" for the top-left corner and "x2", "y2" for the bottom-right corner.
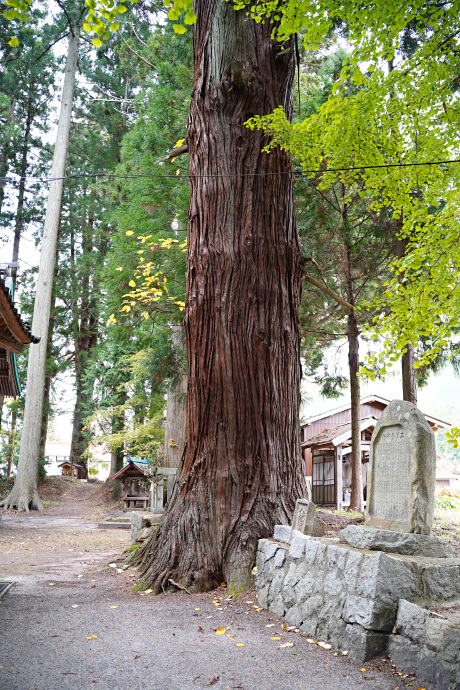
[{"x1": 336, "y1": 446, "x2": 343, "y2": 511}]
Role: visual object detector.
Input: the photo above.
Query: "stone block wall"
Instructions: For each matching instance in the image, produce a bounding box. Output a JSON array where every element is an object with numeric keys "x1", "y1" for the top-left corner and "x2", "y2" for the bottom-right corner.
[
  {"x1": 256, "y1": 527, "x2": 460, "y2": 667},
  {"x1": 389, "y1": 600, "x2": 460, "y2": 690}
]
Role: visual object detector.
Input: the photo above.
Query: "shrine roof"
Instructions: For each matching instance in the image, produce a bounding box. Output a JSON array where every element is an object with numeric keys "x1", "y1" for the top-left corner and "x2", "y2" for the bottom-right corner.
[{"x1": 111, "y1": 456, "x2": 151, "y2": 480}]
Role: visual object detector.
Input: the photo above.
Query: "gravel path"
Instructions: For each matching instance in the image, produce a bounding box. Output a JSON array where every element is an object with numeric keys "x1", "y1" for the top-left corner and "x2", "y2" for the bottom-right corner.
[{"x1": 0, "y1": 483, "x2": 418, "y2": 690}]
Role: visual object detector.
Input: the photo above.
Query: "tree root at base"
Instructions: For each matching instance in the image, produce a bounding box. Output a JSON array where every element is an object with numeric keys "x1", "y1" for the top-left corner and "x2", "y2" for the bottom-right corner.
[{"x1": 0, "y1": 487, "x2": 43, "y2": 512}]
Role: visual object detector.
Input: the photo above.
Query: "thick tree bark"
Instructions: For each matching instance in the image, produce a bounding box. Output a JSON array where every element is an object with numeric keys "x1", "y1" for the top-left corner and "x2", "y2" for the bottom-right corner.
[
  {"x1": 163, "y1": 324, "x2": 187, "y2": 469},
  {"x1": 2, "y1": 29, "x2": 79, "y2": 511},
  {"x1": 136, "y1": 1, "x2": 304, "y2": 593}
]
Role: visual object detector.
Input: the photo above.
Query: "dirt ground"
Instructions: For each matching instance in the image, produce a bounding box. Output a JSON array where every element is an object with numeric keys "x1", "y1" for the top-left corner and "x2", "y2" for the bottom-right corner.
[{"x1": 0, "y1": 478, "x2": 430, "y2": 690}]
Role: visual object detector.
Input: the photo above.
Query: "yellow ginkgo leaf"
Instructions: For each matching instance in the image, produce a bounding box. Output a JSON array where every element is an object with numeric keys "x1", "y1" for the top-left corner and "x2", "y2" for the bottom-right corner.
[
  {"x1": 175, "y1": 138, "x2": 186, "y2": 147},
  {"x1": 49, "y1": 583, "x2": 55, "y2": 586},
  {"x1": 270, "y1": 637, "x2": 281, "y2": 641},
  {"x1": 317, "y1": 641, "x2": 331, "y2": 650},
  {"x1": 235, "y1": 643, "x2": 245, "y2": 647},
  {"x1": 116, "y1": 267, "x2": 123, "y2": 271},
  {"x1": 176, "y1": 169, "x2": 180, "y2": 176},
  {"x1": 129, "y1": 280, "x2": 136, "y2": 287},
  {"x1": 110, "y1": 606, "x2": 118, "y2": 609},
  {"x1": 360, "y1": 669, "x2": 366, "y2": 673},
  {"x1": 215, "y1": 628, "x2": 226, "y2": 635},
  {"x1": 86, "y1": 634, "x2": 98, "y2": 640},
  {"x1": 126, "y1": 230, "x2": 134, "y2": 236}
]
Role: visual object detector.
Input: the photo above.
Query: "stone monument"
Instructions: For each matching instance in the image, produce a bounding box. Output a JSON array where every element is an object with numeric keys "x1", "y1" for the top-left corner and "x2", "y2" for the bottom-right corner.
[
  {"x1": 366, "y1": 399, "x2": 435, "y2": 534},
  {"x1": 290, "y1": 498, "x2": 326, "y2": 538},
  {"x1": 340, "y1": 399, "x2": 455, "y2": 557}
]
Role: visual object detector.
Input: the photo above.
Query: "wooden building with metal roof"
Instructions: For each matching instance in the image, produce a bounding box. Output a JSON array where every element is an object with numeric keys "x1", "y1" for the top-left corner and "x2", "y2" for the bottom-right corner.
[
  {"x1": 301, "y1": 395, "x2": 451, "y2": 509},
  {"x1": 0, "y1": 265, "x2": 40, "y2": 398}
]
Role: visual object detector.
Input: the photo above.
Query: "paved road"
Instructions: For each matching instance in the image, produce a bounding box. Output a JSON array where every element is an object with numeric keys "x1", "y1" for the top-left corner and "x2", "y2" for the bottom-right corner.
[{"x1": 0, "y1": 509, "x2": 416, "y2": 690}]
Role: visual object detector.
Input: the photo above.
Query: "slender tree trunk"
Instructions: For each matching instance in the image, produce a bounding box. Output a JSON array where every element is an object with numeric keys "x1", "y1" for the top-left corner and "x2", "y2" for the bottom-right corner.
[
  {"x1": 38, "y1": 287, "x2": 58, "y2": 483},
  {"x1": 397, "y1": 236, "x2": 417, "y2": 404},
  {"x1": 0, "y1": 96, "x2": 16, "y2": 213},
  {"x1": 343, "y1": 191, "x2": 363, "y2": 512},
  {"x1": 347, "y1": 310, "x2": 363, "y2": 512},
  {"x1": 135, "y1": 2, "x2": 304, "y2": 593},
  {"x1": 2, "y1": 29, "x2": 79, "y2": 511},
  {"x1": 6, "y1": 405, "x2": 17, "y2": 478},
  {"x1": 163, "y1": 324, "x2": 187, "y2": 469},
  {"x1": 69, "y1": 201, "x2": 99, "y2": 480},
  {"x1": 11, "y1": 97, "x2": 34, "y2": 281}
]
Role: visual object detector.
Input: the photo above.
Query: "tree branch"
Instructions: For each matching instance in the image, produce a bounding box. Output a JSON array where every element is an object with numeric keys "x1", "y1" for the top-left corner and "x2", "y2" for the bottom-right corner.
[
  {"x1": 303, "y1": 273, "x2": 353, "y2": 310},
  {"x1": 119, "y1": 35, "x2": 155, "y2": 69},
  {"x1": 155, "y1": 144, "x2": 189, "y2": 164}
]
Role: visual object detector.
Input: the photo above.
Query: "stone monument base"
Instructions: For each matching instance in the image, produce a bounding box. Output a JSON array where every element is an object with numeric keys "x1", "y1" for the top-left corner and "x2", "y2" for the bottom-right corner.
[
  {"x1": 339, "y1": 524, "x2": 456, "y2": 558},
  {"x1": 256, "y1": 527, "x2": 460, "y2": 685}
]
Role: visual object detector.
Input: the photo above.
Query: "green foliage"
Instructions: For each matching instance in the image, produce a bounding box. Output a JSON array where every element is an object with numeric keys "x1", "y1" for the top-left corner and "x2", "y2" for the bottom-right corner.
[{"x1": 435, "y1": 489, "x2": 460, "y2": 511}]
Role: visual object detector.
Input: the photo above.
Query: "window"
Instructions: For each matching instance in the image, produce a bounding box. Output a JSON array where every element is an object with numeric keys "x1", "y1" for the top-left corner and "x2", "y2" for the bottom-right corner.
[{"x1": 312, "y1": 450, "x2": 336, "y2": 505}]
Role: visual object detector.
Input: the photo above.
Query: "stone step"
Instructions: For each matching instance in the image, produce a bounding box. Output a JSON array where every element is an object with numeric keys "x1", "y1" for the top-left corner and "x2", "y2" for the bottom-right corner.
[{"x1": 97, "y1": 520, "x2": 131, "y2": 530}]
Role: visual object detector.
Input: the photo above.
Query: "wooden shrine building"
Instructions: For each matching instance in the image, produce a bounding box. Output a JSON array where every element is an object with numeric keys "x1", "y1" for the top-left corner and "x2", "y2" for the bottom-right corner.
[
  {"x1": 112, "y1": 456, "x2": 152, "y2": 511},
  {"x1": 0, "y1": 265, "x2": 40, "y2": 398},
  {"x1": 58, "y1": 460, "x2": 84, "y2": 478},
  {"x1": 301, "y1": 395, "x2": 451, "y2": 509}
]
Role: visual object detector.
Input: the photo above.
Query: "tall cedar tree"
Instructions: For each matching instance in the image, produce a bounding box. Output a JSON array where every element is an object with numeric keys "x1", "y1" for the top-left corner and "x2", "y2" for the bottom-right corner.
[{"x1": 134, "y1": 0, "x2": 305, "y2": 593}]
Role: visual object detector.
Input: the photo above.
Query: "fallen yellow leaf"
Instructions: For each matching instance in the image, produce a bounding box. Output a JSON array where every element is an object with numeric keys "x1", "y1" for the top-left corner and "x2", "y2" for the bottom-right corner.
[
  {"x1": 266, "y1": 624, "x2": 275, "y2": 627},
  {"x1": 221, "y1": 583, "x2": 227, "y2": 587},
  {"x1": 195, "y1": 608, "x2": 200, "y2": 611},
  {"x1": 86, "y1": 634, "x2": 97, "y2": 640},
  {"x1": 49, "y1": 583, "x2": 55, "y2": 586},
  {"x1": 270, "y1": 637, "x2": 281, "y2": 641},
  {"x1": 235, "y1": 643, "x2": 245, "y2": 647},
  {"x1": 278, "y1": 642, "x2": 294, "y2": 648},
  {"x1": 307, "y1": 639, "x2": 316, "y2": 644},
  {"x1": 144, "y1": 589, "x2": 153, "y2": 594},
  {"x1": 282, "y1": 624, "x2": 287, "y2": 630},
  {"x1": 215, "y1": 628, "x2": 226, "y2": 635},
  {"x1": 361, "y1": 669, "x2": 366, "y2": 672},
  {"x1": 317, "y1": 641, "x2": 332, "y2": 650},
  {"x1": 110, "y1": 606, "x2": 118, "y2": 609}
]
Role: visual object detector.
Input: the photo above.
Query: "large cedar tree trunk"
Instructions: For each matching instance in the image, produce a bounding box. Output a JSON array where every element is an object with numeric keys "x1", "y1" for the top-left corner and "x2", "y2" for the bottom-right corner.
[{"x1": 136, "y1": 0, "x2": 304, "y2": 593}]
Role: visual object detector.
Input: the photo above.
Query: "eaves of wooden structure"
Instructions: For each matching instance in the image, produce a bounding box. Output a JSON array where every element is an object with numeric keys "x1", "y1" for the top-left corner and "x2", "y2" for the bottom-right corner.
[
  {"x1": 300, "y1": 396, "x2": 452, "y2": 509},
  {"x1": 0, "y1": 270, "x2": 40, "y2": 397}
]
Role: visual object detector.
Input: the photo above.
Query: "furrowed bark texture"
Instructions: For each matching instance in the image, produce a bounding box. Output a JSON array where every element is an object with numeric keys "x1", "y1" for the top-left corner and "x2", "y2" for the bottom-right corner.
[{"x1": 138, "y1": 1, "x2": 304, "y2": 592}]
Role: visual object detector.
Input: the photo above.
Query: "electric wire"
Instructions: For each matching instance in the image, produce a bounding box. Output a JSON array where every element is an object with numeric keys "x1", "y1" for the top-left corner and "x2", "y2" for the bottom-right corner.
[{"x1": 0, "y1": 156, "x2": 459, "y2": 186}]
